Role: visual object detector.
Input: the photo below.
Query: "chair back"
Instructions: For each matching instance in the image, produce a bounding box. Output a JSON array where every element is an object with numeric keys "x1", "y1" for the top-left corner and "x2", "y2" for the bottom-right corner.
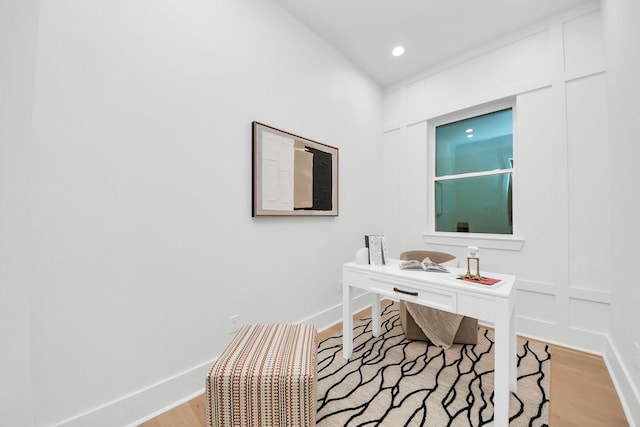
[{"x1": 399, "y1": 250, "x2": 455, "y2": 264}]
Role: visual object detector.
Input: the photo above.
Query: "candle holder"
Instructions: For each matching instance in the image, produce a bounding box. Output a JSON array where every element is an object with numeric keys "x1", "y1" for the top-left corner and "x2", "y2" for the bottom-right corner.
[{"x1": 462, "y1": 246, "x2": 483, "y2": 281}]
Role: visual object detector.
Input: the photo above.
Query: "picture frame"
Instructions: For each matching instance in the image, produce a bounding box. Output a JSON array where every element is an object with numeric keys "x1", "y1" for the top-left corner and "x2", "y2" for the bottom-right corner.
[{"x1": 252, "y1": 121, "x2": 338, "y2": 217}]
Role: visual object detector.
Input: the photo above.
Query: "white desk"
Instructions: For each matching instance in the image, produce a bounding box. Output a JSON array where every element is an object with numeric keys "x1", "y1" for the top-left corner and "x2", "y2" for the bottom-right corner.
[{"x1": 342, "y1": 259, "x2": 517, "y2": 426}]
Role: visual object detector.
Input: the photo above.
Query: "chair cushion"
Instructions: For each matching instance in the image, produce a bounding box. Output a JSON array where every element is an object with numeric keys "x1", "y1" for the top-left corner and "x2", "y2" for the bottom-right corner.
[
  {"x1": 398, "y1": 250, "x2": 478, "y2": 346},
  {"x1": 399, "y1": 301, "x2": 478, "y2": 345}
]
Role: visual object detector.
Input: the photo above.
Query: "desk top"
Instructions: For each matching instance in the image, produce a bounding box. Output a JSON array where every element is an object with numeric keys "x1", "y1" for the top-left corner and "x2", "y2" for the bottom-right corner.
[{"x1": 344, "y1": 259, "x2": 515, "y2": 298}]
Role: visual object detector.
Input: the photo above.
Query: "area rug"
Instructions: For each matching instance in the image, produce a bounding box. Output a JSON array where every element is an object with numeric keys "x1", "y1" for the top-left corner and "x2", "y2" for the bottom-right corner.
[{"x1": 317, "y1": 302, "x2": 550, "y2": 426}]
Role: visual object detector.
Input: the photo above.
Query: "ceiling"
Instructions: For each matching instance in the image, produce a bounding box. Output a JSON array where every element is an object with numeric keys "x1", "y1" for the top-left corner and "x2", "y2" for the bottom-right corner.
[{"x1": 272, "y1": 0, "x2": 593, "y2": 87}]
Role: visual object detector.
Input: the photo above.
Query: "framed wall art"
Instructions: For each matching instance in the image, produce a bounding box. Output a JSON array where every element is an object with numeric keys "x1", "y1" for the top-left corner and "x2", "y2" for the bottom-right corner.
[{"x1": 252, "y1": 121, "x2": 338, "y2": 217}]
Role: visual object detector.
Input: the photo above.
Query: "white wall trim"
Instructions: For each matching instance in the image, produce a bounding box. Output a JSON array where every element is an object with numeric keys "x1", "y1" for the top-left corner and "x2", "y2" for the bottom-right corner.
[
  {"x1": 383, "y1": 1, "x2": 600, "y2": 94},
  {"x1": 517, "y1": 331, "x2": 604, "y2": 356},
  {"x1": 127, "y1": 388, "x2": 206, "y2": 427},
  {"x1": 422, "y1": 232, "x2": 525, "y2": 251},
  {"x1": 604, "y1": 336, "x2": 640, "y2": 427},
  {"x1": 296, "y1": 290, "x2": 372, "y2": 332},
  {"x1": 59, "y1": 291, "x2": 637, "y2": 427},
  {"x1": 496, "y1": 323, "x2": 639, "y2": 426},
  {"x1": 50, "y1": 359, "x2": 215, "y2": 427},
  {"x1": 568, "y1": 287, "x2": 612, "y2": 304},
  {"x1": 517, "y1": 314, "x2": 555, "y2": 326},
  {"x1": 382, "y1": 126, "x2": 402, "y2": 134},
  {"x1": 53, "y1": 292, "x2": 373, "y2": 427},
  {"x1": 47, "y1": 279, "x2": 632, "y2": 427},
  {"x1": 387, "y1": 27, "x2": 548, "y2": 94},
  {"x1": 564, "y1": 69, "x2": 606, "y2": 84},
  {"x1": 516, "y1": 279, "x2": 556, "y2": 294}
]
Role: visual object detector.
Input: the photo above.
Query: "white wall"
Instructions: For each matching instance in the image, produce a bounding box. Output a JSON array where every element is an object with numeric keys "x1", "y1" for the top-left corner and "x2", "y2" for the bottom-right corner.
[
  {"x1": 382, "y1": 2, "x2": 638, "y2": 422},
  {"x1": 602, "y1": 0, "x2": 640, "y2": 423},
  {"x1": 383, "y1": 0, "x2": 610, "y2": 347},
  {"x1": 8, "y1": 1, "x2": 639, "y2": 425},
  {"x1": 23, "y1": 1, "x2": 383, "y2": 425},
  {"x1": 0, "y1": 0, "x2": 38, "y2": 425},
  {"x1": 383, "y1": 2, "x2": 640, "y2": 422}
]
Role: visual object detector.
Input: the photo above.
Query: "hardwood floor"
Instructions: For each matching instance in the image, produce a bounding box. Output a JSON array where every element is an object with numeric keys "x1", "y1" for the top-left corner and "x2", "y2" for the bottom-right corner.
[
  {"x1": 549, "y1": 344, "x2": 628, "y2": 426},
  {"x1": 140, "y1": 302, "x2": 629, "y2": 427}
]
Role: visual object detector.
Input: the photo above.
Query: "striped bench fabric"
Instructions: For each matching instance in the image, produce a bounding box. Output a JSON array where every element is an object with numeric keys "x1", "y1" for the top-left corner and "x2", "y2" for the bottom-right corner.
[{"x1": 206, "y1": 324, "x2": 318, "y2": 427}]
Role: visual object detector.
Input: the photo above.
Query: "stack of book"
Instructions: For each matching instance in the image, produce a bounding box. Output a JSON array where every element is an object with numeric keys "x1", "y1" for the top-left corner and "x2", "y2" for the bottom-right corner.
[{"x1": 365, "y1": 234, "x2": 389, "y2": 265}]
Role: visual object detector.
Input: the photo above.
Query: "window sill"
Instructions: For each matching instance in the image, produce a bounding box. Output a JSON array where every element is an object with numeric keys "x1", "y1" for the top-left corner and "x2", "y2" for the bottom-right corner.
[{"x1": 422, "y1": 232, "x2": 525, "y2": 251}]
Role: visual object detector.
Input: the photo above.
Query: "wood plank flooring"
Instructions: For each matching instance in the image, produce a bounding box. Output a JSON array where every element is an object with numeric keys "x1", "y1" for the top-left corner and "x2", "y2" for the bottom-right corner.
[
  {"x1": 549, "y1": 344, "x2": 628, "y2": 426},
  {"x1": 141, "y1": 302, "x2": 629, "y2": 426}
]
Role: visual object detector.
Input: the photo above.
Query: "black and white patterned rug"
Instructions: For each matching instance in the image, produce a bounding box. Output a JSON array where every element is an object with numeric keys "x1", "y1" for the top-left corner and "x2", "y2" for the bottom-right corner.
[{"x1": 317, "y1": 302, "x2": 550, "y2": 426}]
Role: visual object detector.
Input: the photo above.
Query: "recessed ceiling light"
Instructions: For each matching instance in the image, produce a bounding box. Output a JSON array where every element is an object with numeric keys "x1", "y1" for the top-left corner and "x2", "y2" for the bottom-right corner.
[
  {"x1": 467, "y1": 134, "x2": 474, "y2": 138},
  {"x1": 392, "y1": 46, "x2": 405, "y2": 57},
  {"x1": 466, "y1": 128, "x2": 473, "y2": 133}
]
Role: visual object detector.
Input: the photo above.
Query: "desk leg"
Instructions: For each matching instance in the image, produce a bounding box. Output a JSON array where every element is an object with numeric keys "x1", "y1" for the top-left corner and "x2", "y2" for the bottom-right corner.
[
  {"x1": 371, "y1": 293, "x2": 381, "y2": 337},
  {"x1": 342, "y1": 283, "x2": 353, "y2": 359},
  {"x1": 494, "y1": 302, "x2": 515, "y2": 426},
  {"x1": 509, "y1": 305, "x2": 518, "y2": 392}
]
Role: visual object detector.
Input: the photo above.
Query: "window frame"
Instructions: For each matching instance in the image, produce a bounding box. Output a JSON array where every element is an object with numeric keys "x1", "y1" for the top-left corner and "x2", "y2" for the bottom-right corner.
[{"x1": 424, "y1": 98, "x2": 524, "y2": 251}]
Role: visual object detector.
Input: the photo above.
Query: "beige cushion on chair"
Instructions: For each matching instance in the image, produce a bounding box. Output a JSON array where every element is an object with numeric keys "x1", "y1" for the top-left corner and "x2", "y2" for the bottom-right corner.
[
  {"x1": 399, "y1": 302, "x2": 478, "y2": 344},
  {"x1": 398, "y1": 250, "x2": 478, "y2": 346},
  {"x1": 400, "y1": 250, "x2": 457, "y2": 265}
]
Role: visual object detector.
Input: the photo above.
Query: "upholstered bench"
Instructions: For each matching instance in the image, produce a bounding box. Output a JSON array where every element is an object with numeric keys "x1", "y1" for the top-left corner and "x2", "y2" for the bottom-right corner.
[{"x1": 206, "y1": 324, "x2": 318, "y2": 427}]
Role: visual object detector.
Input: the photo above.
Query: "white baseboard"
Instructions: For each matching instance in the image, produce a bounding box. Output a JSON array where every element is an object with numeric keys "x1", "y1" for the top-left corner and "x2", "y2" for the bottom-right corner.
[
  {"x1": 53, "y1": 293, "x2": 639, "y2": 427},
  {"x1": 51, "y1": 359, "x2": 214, "y2": 427},
  {"x1": 126, "y1": 388, "x2": 206, "y2": 427},
  {"x1": 53, "y1": 292, "x2": 372, "y2": 426},
  {"x1": 604, "y1": 337, "x2": 640, "y2": 427},
  {"x1": 516, "y1": 313, "x2": 639, "y2": 426},
  {"x1": 296, "y1": 291, "x2": 372, "y2": 332}
]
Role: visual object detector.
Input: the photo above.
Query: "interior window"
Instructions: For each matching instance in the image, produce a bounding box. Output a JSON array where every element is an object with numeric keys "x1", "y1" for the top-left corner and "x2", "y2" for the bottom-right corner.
[{"x1": 434, "y1": 108, "x2": 513, "y2": 234}]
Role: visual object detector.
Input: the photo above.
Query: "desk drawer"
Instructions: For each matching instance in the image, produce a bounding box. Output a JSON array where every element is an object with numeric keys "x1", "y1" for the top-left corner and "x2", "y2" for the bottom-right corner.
[{"x1": 370, "y1": 277, "x2": 457, "y2": 312}]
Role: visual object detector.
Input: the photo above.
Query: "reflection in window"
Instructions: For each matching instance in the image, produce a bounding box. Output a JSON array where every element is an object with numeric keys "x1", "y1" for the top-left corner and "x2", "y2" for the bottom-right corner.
[{"x1": 434, "y1": 108, "x2": 513, "y2": 234}]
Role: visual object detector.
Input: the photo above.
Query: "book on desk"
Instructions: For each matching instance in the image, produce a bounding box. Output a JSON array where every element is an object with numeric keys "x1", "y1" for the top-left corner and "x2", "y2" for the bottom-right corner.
[
  {"x1": 364, "y1": 234, "x2": 389, "y2": 265},
  {"x1": 456, "y1": 275, "x2": 501, "y2": 286},
  {"x1": 399, "y1": 258, "x2": 449, "y2": 273}
]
